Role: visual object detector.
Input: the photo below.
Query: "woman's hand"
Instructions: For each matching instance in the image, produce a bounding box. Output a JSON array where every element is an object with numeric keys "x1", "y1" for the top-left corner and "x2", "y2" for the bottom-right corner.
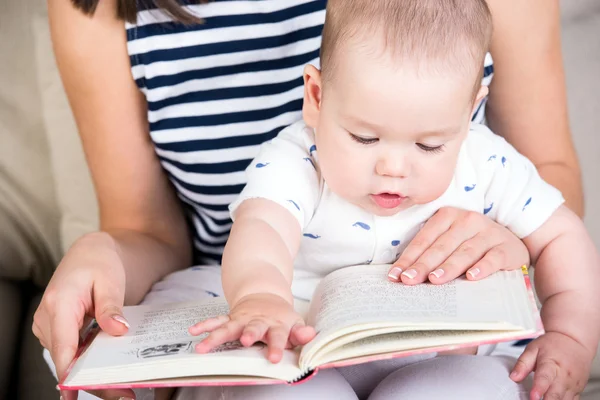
[
  {"x1": 388, "y1": 207, "x2": 529, "y2": 285},
  {"x1": 33, "y1": 233, "x2": 135, "y2": 400},
  {"x1": 190, "y1": 293, "x2": 316, "y2": 363}
]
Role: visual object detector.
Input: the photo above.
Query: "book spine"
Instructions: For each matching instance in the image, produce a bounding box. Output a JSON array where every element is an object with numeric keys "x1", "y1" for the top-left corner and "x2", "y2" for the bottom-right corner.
[{"x1": 289, "y1": 369, "x2": 315, "y2": 386}]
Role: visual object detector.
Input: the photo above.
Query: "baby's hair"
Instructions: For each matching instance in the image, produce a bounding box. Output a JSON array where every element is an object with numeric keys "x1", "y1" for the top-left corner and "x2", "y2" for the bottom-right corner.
[
  {"x1": 320, "y1": 0, "x2": 493, "y2": 90},
  {"x1": 71, "y1": 0, "x2": 211, "y2": 24}
]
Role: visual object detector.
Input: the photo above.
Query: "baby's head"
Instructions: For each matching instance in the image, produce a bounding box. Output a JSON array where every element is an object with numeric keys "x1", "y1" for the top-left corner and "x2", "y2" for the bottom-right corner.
[{"x1": 303, "y1": 0, "x2": 492, "y2": 216}]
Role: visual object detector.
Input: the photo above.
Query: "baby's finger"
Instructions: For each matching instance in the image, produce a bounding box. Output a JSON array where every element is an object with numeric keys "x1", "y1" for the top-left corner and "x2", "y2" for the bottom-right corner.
[
  {"x1": 530, "y1": 360, "x2": 559, "y2": 400},
  {"x1": 510, "y1": 345, "x2": 538, "y2": 382},
  {"x1": 189, "y1": 315, "x2": 229, "y2": 335},
  {"x1": 289, "y1": 322, "x2": 316, "y2": 347},
  {"x1": 195, "y1": 321, "x2": 243, "y2": 354},
  {"x1": 428, "y1": 235, "x2": 489, "y2": 284},
  {"x1": 266, "y1": 325, "x2": 290, "y2": 364},
  {"x1": 240, "y1": 320, "x2": 269, "y2": 347},
  {"x1": 544, "y1": 381, "x2": 568, "y2": 400}
]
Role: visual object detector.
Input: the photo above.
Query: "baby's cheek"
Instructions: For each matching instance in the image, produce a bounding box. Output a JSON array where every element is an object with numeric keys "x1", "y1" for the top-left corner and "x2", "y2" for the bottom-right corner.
[{"x1": 418, "y1": 170, "x2": 454, "y2": 203}]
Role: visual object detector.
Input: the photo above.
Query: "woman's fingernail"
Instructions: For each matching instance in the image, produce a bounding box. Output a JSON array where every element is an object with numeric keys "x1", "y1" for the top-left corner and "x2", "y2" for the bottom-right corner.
[
  {"x1": 467, "y1": 268, "x2": 480, "y2": 278},
  {"x1": 388, "y1": 267, "x2": 403, "y2": 280},
  {"x1": 118, "y1": 397, "x2": 135, "y2": 400},
  {"x1": 402, "y1": 269, "x2": 418, "y2": 279},
  {"x1": 112, "y1": 315, "x2": 130, "y2": 328},
  {"x1": 430, "y1": 269, "x2": 444, "y2": 279}
]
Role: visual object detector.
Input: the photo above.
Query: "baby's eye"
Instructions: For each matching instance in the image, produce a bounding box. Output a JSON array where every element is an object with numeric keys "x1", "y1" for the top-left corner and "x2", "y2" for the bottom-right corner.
[
  {"x1": 417, "y1": 143, "x2": 444, "y2": 154},
  {"x1": 349, "y1": 133, "x2": 378, "y2": 145}
]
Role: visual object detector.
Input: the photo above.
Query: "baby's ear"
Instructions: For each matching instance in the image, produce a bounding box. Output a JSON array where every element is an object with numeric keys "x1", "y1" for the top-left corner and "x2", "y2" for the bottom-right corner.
[
  {"x1": 471, "y1": 85, "x2": 489, "y2": 118},
  {"x1": 302, "y1": 64, "x2": 323, "y2": 128}
]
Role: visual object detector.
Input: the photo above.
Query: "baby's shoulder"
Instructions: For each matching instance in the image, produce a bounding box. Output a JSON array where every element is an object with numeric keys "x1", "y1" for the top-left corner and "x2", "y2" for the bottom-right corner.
[
  {"x1": 271, "y1": 120, "x2": 317, "y2": 155},
  {"x1": 464, "y1": 124, "x2": 510, "y2": 153}
]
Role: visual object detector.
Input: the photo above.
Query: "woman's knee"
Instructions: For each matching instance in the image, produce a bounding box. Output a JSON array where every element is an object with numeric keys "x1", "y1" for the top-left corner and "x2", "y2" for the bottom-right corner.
[{"x1": 368, "y1": 355, "x2": 532, "y2": 400}]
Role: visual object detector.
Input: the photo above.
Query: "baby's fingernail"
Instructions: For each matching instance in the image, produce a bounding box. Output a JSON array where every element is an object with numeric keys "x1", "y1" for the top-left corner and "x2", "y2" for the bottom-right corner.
[
  {"x1": 430, "y1": 269, "x2": 444, "y2": 279},
  {"x1": 467, "y1": 268, "x2": 480, "y2": 278},
  {"x1": 112, "y1": 315, "x2": 130, "y2": 328},
  {"x1": 509, "y1": 370, "x2": 518, "y2": 379},
  {"x1": 388, "y1": 267, "x2": 403, "y2": 280},
  {"x1": 402, "y1": 269, "x2": 417, "y2": 280}
]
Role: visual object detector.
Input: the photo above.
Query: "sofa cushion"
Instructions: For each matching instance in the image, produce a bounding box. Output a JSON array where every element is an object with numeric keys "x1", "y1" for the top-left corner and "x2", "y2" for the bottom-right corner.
[{"x1": 31, "y1": 0, "x2": 99, "y2": 253}]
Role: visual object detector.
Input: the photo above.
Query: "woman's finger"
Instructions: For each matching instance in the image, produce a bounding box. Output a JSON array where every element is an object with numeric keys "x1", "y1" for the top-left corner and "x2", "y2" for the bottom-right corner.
[
  {"x1": 428, "y1": 234, "x2": 490, "y2": 284},
  {"x1": 189, "y1": 315, "x2": 229, "y2": 336},
  {"x1": 92, "y1": 277, "x2": 129, "y2": 337},
  {"x1": 32, "y1": 311, "x2": 50, "y2": 350},
  {"x1": 266, "y1": 325, "x2": 290, "y2": 364},
  {"x1": 240, "y1": 319, "x2": 269, "y2": 347},
  {"x1": 466, "y1": 244, "x2": 516, "y2": 280},
  {"x1": 195, "y1": 321, "x2": 243, "y2": 354},
  {"x1": 49, "y1": 306, "x2": 82, "y2": 381},
  {"x1": 400, "y1": 227, "x2": 480, "y2": 285},
  {"x1": 389, "y1": 208, "x2": 458, "y2": 281}
]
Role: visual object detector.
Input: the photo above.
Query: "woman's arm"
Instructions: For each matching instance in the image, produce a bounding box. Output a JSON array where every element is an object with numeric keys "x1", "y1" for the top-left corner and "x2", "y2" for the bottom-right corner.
[
  {"x1": 48, "y1": 0, "x2": 192, "y2": 305},
  {"x1": 486, "y1": 0, "x2": 584, "y2": 216}
]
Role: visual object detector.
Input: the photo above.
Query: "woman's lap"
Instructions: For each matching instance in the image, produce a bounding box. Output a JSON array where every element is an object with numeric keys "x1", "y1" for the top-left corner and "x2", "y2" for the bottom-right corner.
[{"x1": 175, "y1": 355, "x2": 531, "y2": 400}]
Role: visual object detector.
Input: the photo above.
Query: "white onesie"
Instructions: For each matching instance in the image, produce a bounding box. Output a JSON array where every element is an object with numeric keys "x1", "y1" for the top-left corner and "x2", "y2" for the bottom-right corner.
[{"x1": 229, "y1": 121, "x2": 564, "y2": 302}]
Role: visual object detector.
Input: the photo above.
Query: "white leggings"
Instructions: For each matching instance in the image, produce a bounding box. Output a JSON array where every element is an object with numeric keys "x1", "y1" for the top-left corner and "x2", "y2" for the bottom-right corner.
[{"x1": 46, "y1": 267, "x2": 532, "y2": 400}]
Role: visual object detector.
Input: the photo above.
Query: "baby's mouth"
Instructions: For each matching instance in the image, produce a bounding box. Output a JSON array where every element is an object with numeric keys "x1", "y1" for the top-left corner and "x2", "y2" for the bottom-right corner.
[{"x1": 370, "y1": 193, "x2": 406, "y2": 209}]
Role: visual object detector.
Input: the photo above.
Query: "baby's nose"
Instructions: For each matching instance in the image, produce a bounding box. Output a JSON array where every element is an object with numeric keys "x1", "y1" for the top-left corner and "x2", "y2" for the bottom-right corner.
[{"x1": 376, "y1": 155, "x2": 410, "y2": 178}]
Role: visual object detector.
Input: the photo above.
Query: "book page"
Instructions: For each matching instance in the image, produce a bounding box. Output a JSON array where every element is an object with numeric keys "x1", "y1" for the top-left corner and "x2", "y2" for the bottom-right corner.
[
  {"x1": 315, "y1": 328, "x2": 527, "y2": 367},
  {"x1": 301, "y1": 265, "x2": 537, "y2": 365},
  {"x1": 64, "y1": 298, "x2": 301, "y2": 387}
]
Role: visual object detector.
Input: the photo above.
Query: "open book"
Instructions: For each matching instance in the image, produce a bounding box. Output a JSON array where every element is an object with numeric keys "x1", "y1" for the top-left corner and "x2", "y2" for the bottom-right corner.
[{"x1": 59, "y1": 264, "x2": 542, "y2": 391}]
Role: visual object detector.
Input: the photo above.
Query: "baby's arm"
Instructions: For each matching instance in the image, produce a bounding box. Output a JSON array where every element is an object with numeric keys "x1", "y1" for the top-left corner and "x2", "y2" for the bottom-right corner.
[
  {"x1": 222, "y1": 198, "x2": 300, "y2": 307},
  {"x1": 190, "y1": 198, "x2": 315, "y2": 362},
  {"x1": 512, "y1": 205, "x2": 600, "y2": 398},
  {"x1": 189, "y1": 124, "x2": 321, "y2": 362}
]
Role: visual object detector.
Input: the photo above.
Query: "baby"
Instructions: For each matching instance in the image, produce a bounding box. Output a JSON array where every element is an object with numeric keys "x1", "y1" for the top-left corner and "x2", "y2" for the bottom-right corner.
[{"x1": 190, "y1": 0, "x2": 600, "y2": 398}]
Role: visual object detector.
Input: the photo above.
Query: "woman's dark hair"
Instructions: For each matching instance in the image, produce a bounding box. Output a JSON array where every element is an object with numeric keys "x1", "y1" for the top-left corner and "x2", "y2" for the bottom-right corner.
[{"x1": 71, "y1": 0, "x2": 210, "y2": 24}]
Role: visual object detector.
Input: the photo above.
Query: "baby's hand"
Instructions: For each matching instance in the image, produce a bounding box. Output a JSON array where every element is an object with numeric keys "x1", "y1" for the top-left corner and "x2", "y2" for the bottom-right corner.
[
  {"x1": 189, "y1": 293, "x2": 316, "y2": 363},
  {"x1": 510, "y1": 331, "x2": 594, "y2": 400}
]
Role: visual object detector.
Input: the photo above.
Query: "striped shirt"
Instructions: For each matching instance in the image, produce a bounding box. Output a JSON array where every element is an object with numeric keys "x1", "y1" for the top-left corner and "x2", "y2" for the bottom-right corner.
[{"x1": 126, "y1": 0, "x2": 494, "y2": 264}]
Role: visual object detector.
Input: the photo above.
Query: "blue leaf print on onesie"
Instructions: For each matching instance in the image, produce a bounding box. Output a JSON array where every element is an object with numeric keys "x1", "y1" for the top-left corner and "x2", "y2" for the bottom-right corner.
[
  {"x1": 522, "y1": 197, "x2": 532, "y2": 211},
  {"x1": 304, "y1": 233, "x2": 321, "y2": 239},
  {"x1": 391, "y1": 240, "x2": 401, "y2": 246},
  {"x1": 464, "y1": 184, "x2": 476, "y2": 192},
  {"x1": 487, "y1": 155, "x2": 497, "y2": 161},
  {"x1": 287, "y1": 200, "x2": 300, "y2": 211},
  {"x1": 353, "y1": 222, "x2": 371, "y2": 230},
  {"x1": 501, "y1": 157, "x2": 507, "y2": 167},
  {"x1": 484, "y1": 203, "x2": 494, "y2": 215},
  {"x1": 204, "y1": 290, "x2": 219, "y2": 298},
  {"x1": 304, "y1": 157, "x2": 317, "y2": 170},
  {"x1": 309, "y1": 144, "x2": 317, "y2": 155},
  {"x1": 256, "y1": 162, "x2": 270, "y2": 168}
]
